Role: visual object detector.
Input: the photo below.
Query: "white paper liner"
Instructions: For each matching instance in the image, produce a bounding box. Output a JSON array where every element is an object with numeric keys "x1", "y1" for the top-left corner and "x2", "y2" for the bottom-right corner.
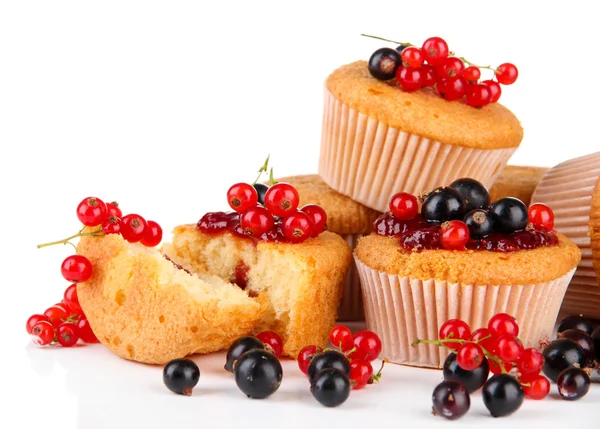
[
  {"x1": 532, "y1": 152, "x2": 600, "y2": 318},
  {"x1": 318, "y1": 89, "x2": 517, "y2": 212},
  {"x1": 355, "y1": 256, "x2": 575, "y2": 368},
  {"x1": 337, "y1": 234, "x2": 364, "y2": 321}
]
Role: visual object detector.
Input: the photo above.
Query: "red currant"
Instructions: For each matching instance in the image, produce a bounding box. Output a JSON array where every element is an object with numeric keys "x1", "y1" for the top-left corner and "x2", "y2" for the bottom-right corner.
[
  {"x1": 439, "y1": 319, "x2": 471, "y2": 350},
  {"x1": 469, "y1": 328, "x2": 495, "y2": 353},
  {"x1": 495, "y1": 334, "x2": 524, "y2": 362},
  {"x1": 495, "y1": 63, "x2": 518, "y2": 85},
  {"x1": 436, "y1": 77, "x2": 466, "y2": 101},
  {"x1": 281, "y1": 211, "x2": 314, "y2": 243},
  {"x1": 465, "y1": 84, "x2": 491, "y2": 108},
  {"x1": 463, "y1": 66, "x2": 481, "y2": 84},
  {"x1": 438, "y1": 57, "x2": 465, "y2": 79},
  {"x1": 256, "y1": 331, "x2": 283, "y2": 358},
  {"x1": 517, "y1": 348, "x2": 544, "y2": 381},
  {"x1": 440, "y1": 220, "x2": 470, "y2": 250},
  {"x1": 106, "y1": 202, "x2": 122, "y2": 219},
  {"x1": 489, "y1": 359, "x2": 512, "y2": 375},
  {"x1": 63, "y1": 284, "x2": 82, "y2": 315},
  {"x1": 101, "y1": 216, "x2": 121, "y2": 235},
  {"x1": 300, "y1": 204, "x2": 327, "y2": 235},
  {"x1": 352, "y1": 330, "x2": 382, "y2": 362},
  {"x1": 61, "y1": 255, "x2": 93, "y2": 283},
  {"x1": 77, "y1": 318, "x2": 99, "y2": 343},
  {"x1": 488, "y1": 313, "x2": 519, "y2": 338},
  {"x1": 389, "y1": 192, "x2": 419, "y2": 220},
  {"x1": 26, "y1": 314, "x2": 49, "y2": 334},
  {"x1": 401, "y1": 47, "x2": 424, "y2": 68},
  {"x1": 329, "y1": 325, "x2": 354, "y2": 352},
  {"x1": 456, "y1": 342, "x2": 485, "y2": 370},
  {"x1": 528, "y1": 203, "x2": 554, "y2": 230},
  {"x1": 120, "y1": 214, "x2": 147, "y2": 243},
  {"x1": 350, "y1": 359, "x2": 373, "y2": 390},
  {"x1": 140, "y1": 220, "x2": 163, "y2": 247},
  {"x1": 395, "y1": 66, "x2": 422, "y2": 92},
  {"x1": 298, "y1": 345, "x2": 323, "y2": 375},
  {"x1": 482, "y1": 80, "x2": 502, "y2": 103},
  {"x1": 31, "y1": 320, "x2": 55, "y2": 346},
  {"x1": 76, "y1": 197, "x2": 107, "y2": 227},
  {"x1": 227, "y1": 183, "x2": 258, "y2": 213},
  {"x1": 57, "y1": 322, "x2": 79, "y2": 347},
  {"x1": 44, "y1": 305, "x2": 69, "y2": 329},
  {"x1": 420, "y1": 64, "x2": 437, "y2": 87},
  {"x1": 264, "y1": 183, "x2": 300, "y2": 217},
  {"x1": 522, "y1": 375, "x2": 550, "y2": 400},
  {"x1": 240, "y1": 206, "x2": 274, "y2": 236},
  {"x1": 421, "y1": 37, "x2": 449, "y2": 66}
]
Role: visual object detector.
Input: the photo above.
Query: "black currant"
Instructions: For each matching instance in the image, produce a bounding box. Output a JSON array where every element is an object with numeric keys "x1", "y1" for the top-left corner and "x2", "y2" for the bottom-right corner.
[
  {"x1": 431, "y1": 380, "x2": 470, "y2": 420},
  {"x1": 310, "y1": 368, "x2": 351, "y2": 407},
  {"x1": 449, "y1": 178, "x2": 490, "y2": 212},
  {"x1": 443, "y1": 352, "x2": 490, "y2": 393},
  {"x1": 558, "y1": 329, "x2": 596, "y2": 367},
  {"x1": 556, "y1": 314, "x2": 594, "y2": 336},
  {"x1": 224, "y1": 336, "x2": 264, "y2": 373},
  {"x1": 307, "y1": 350, "x2": 351, "y2": 385},
  {"x1": 557, "y1": 367, "x2": 590, "y2": 400},
  {"x1": 592, "y1": 327, "x2": 600, "y2": 363},
  {"x1": 482, "y1": 374, "x2": 524, "y2": 418},
  {"x1": 542, "y1": 338, "x2": 585, "y2": 382},
  {"x1": 253, "y1": 183, "x2": 269, "y2": 206},
  {"x1": 488, "y1": 197, "x2": 528, "y2": 234},
  {"x1": 163, "y1": 358, "x2": 200, "y2": 396},
  {"x1": 368, "y1": 48, "x2": 401, "y2": 81},
  {"x1": 463, "y1": 209, "x2": 494, "y2": 239},
  {"x1": 234, "y1": 349, "x2": 282, "y2": 399},
  {"x1": 421, "y1": 187, "x2": 467, "y2": 222},
  {"x1": 395, "y1": 44, "x2": 409, "y2": 54}
]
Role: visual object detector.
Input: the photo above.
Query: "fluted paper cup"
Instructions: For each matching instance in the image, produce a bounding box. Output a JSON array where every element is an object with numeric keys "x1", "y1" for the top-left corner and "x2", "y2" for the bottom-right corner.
[
  {"x1": 354, "y1": 256, "x2": 575, "y2": 368},
  {"x1": 532, "y1": 152, "x2": 600, "y2": 319},
  {"x1": 337, "y1": 234, "x2": 364, "y2": 321},
  {"x1": 319, "y1": 89, "x2": 517, "y2": 213}
]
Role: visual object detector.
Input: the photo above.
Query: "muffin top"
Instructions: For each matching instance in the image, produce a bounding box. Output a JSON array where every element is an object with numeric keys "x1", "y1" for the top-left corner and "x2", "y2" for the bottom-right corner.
[
  {"x1": 355, "y1": 233, "x2": 580, "y2": 285},
  {"x1": 489, "y1": 165, "x2": 549, "y2": 205},
  {"x1": 326, "y1": 61, "x2": 523, "y2": 150},
  {"x1": 274, "y1": 175, "x2": 381, "y2": 235},
  {"x1": 591, "y1": 175, "x2": 600, "y2": 282}
]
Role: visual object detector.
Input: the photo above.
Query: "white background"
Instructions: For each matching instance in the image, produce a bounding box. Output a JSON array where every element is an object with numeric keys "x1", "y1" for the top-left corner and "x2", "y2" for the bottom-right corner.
[{"x1": 1, "y1": 1, "x2": 598, "y2": 428}]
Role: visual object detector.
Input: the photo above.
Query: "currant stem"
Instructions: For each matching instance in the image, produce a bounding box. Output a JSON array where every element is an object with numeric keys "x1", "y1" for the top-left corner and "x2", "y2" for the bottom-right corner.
[
  {"x1": 360, "y1": 34, "x2": 413, "y2": 47},
  {"x1": 252, "y1": 155, "x2": 271, "y2": 185},
  {"x1": 37, "y1": 228, "x2": 104, "y2": 249},
  {"x1": 269, "y1": 167, "x2": 276, "y2": 186},
  {"x1": 459, "y1": 57, "x2": 499, "y2": 74}
]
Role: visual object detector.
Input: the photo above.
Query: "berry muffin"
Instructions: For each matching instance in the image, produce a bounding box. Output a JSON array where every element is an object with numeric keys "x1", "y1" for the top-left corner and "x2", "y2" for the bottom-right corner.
[
  {"x1": 354, "y1": 178, "x2": 581, "y2": 368},
  {"x1": 531, "y1": 152, "x2": 600, "y2": 319},
  {"x1": 319, "y1": 38, "x2": 523, "y2": 213},
  {"x1": 272, "y1": 175, "x2": 381, "y2": 321},
  {"x1": 489, "y1": 165, "x2": 549, "y2": 205},
  {"x1": 162, "y1": 181, "x2": 353, "y2": 359}
]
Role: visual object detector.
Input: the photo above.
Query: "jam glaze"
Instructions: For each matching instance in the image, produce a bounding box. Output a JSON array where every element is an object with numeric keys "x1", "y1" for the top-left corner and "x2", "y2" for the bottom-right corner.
[{"x1": 374, "y1": 212, "x2": 558, "y2": 252}]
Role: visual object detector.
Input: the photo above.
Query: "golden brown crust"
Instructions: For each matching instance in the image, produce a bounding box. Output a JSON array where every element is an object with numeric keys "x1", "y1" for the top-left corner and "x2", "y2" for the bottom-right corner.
[
  {"x1": 590, "y1": 176, "x2": 600, "y2": 284},
  {"x1": 326, "y1": 61, "x2": 523, "y2": 150},
  {"x1": 489, "y1": 165, "x2": 549, "y2": 205},
  {"x1": 273, "y1": 175, "x2": 381, "y2": 235},
  {"x1": 355, "y1": 233, "x2": 580, "y2": 285},
  {"x1": 77, "y1": 234, "x2": 264, "y2": 364}
]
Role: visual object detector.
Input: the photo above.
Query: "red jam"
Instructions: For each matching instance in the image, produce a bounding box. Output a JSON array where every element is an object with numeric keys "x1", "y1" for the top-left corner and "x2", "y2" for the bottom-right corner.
[
  {"x1": 197, "y1": 211, "x2": 287, "y2": 243},
  {"x1": 163, "y1": 254, "x2": 191, "y2": 274},
  {"x1": 374, "y1": 213, "x2": 558, "y2": 252},
  {"x1": 233, "y1": 262, "x2": 250, "y2": 290}
]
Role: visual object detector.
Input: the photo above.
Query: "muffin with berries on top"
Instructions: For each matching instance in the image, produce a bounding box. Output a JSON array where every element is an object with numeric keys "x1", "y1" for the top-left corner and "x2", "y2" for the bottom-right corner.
[
  {"x1": 319, "y1": 36, "x2": 523, "y2": 213},
  {"x1": 163, "y1": 180, "x2": 353, "y2": 359},
  {"x1": 354, "y1": 178, "x2": 581, "y2": 368}
]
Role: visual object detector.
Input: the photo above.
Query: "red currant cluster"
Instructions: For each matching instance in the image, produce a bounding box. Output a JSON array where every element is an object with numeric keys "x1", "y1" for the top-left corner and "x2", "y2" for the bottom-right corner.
[
  {"x1": 365, "y1": 34, "x2": 518, "y2": 108},
  {"x1": 37, "y1": 197, "x2": 164, "y2": 284},
  {"x1": 26, "y1": 284, "x2": 99, "y2": 348}
]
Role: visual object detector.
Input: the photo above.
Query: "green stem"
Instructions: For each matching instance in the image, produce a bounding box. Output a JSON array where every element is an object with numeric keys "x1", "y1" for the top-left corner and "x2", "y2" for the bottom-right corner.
[
  {"x1": 269, "y1": 167, "x2": 276, "y2": 186},
  {"x1": 360, "y1": 34, "x2": 413, "y2": 47},
  {"x1": 37, "y1": 228, "x2": 104, "y2": 249},
  {"x1": 252, "y1": 155, "x2": 271, "y2": 185},
  {"x1": 459, "y1": 57, "x2": 499, "y2": 74}
]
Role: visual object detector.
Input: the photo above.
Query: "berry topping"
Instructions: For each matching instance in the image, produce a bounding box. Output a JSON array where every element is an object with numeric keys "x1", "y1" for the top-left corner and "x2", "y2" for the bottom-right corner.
[
  {"x1": 443, "y1": 352, "x2": 489, "y2": 393},
  {"x1": 421, "y1": 37, "x2": 449, "y2": 66},
  {"x1": 439, "y1": 319, "x2": 471, "y2": 350},
  {"x1": 449, "y1": 178, "x2": 490, "y2": 211},
  {"x1": 463, "y1": 209, "x2": 494, "y2": 239},
  {"x1": 234, "y1": 349, "x2": 282, "y2": 399},
  {"x1": 227, "y1": 183, "x2": 259, "y2": 213},
  {"x1": 401, "y1": 46, "x2": 424, "y2": 68},
  {"x1": 120, "y1": 214, "x2": 148, "y2": 243},
  {"x1": 456, "y1": 342, "x2": 484, "y2": 371},
  {"x1": 528, "y1": 203, "x2": 554, "y2": 230},
  {"x1": 310, "y1": 368, "x2": 351, "y2": 407},
  {"x1": 140, "y1": 220, "x2": 163, "y2": 247},
  {"x1": 557, "y1": 368, "x2": 590, "y2": 401},
  {"x1": 240, "y1": 206, "x2": 274, "y2": 237},
  {"x1": 440, "y1": 220, "x2": 470, "y2": 250},
  {"x1": 101, "y1": 216, "x2": 121, "y2": 235},
  {"x1": 298, "y1": 345, "x2": 323, "y2": 375},
  {"x1": 163, "y1": 358, "x2": 200, "y2": 396},
  {"x1": 436, "y1": 77, "x2": 466, "y2": 101},
  {"x1": 482, "y1": 79, "x2": 502, "y2": 103},
  {"x1": 420, "y1": 64, "x2": 437, "y2": 87},
  {"x1": 431, "y1": 381, "x2": 470, "y2": 420},
  {"x1": 224, "y1": 336, "x2": 265, "y2": 373},
  {"x1": 281, "y1": 211, "x2": 314, "y2": 243},
  {"x1": 495, "y1": 63, "x2": 519, "y2": 85},
  {"x1": 308, "y1": 350, "x2": 351, "y2": 385},
  {"x1": 389, "y1": 192, "x2": 419, "y2": 220},
  {"x1": 76, "y1": 197, "x2": 107, "y2": 227},
  {"x1": 256, "y1": 331, "x2": 283, "y2": 358},
  {"x1": 465, "y1": 83, "x2": 492, "y2": 108},
  {"x1": 61, "y1": 255, "x2": 92, "y2": 283},
  {"x1": 63, "y1": 284, "x2": 82, "y2": 315},
  {"x1": 438, "y1": 57, "x2": 465, "y2": 79},
  {"x1": 300, "y1": 204, "x2": 327, "y2": 236},
  {"x1": 105, "y1": 202, "x2": 122, "y2": 219},
  {"x1": 57, "y1": 322, "x2": 79, "y2": 347},
  {"x1": 488, "y1": 198, "x2": 528, "y2": 234},
  {"x1": 264, "y1": 183, "x2": 300, "y2": 217},
  {"x1": 557, "y1": 314, "x2": 594, "y2": 336},
  {"x1": 395, "y1": 66, "x2": 423, "y2": 92},
  {"x1": 542, "y1": 338, "x2": 585, "y2": 382},
  {"x1": 368, "y1": 47, "x2": 401, "y2": 80},
  {"x1": 463, "y1": 66, "x2": 481, "y2": 84},
  {"x1": 421, "y1": 187, "x2": 466, "y2": 222},
  {"x1": 351, "y1": 330, "x2": 383, "y2": 362},
  {"x1": 494, "y1": 334, "x2": 524, "y2": 363},
  {"x1": 482, "y1": 374, "x2": 524, "y2": 417},
  {"x1": 487, "y1": 313, "x2": 519, "y2": 338},
  {"x1": 253, "y1": 183, "x2": 269, "y2": 206}
]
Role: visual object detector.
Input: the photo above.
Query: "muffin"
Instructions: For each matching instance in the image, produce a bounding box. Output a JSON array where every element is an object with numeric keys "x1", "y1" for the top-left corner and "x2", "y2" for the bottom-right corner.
[
  {"x1": 354, "y1": 179, "x2": 581, "y2": 368},
  {"x1": 489, "y1": 165, "x2": 549, "y2": 205},
  {"x1": 319, "y1": 61, "x2": 523, "y2": 212},
  {"x1": 273, "y1": 175, "x2": 381, "y2": 320},
  {"x1": 531, "y1": 152, "x2": 600, "y2": 319}
]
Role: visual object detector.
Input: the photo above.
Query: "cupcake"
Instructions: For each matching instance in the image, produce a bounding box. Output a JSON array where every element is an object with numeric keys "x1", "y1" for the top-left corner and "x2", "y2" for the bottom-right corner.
[
  {"x1": 273, "y1": 175, "x2": 381, "y2": 321},
  {"x1": 531, "y1": 152, "x2": 600, "y2": 319},
  {"x1": 354, "y1": 178, "x2": 581, "y2": 368},
  {"x1": 319, "y1": 60, "x2": 523, "y2": 212},
  {"x1": 489, "y1": 165, "x2": 549, "y2": 205}
]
